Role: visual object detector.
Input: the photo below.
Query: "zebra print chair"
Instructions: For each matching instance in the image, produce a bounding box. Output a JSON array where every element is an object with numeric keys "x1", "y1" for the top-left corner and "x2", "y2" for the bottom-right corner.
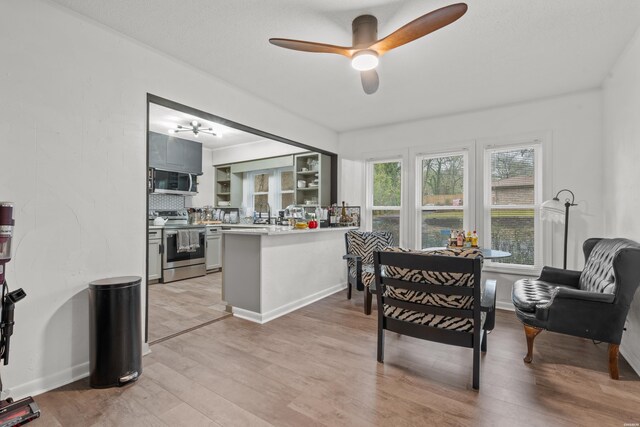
[
  {"x1": 373, "y1": 247, "x2": 496, "y2": 390},
  {"x1": 343, "y1": 230, "x2": 394, "y2": 315}
]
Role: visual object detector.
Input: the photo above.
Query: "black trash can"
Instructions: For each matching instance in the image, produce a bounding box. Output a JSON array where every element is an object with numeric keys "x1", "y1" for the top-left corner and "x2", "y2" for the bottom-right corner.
[{"x1": 88, "y1": 276, "x2": 142, "y2": 388}]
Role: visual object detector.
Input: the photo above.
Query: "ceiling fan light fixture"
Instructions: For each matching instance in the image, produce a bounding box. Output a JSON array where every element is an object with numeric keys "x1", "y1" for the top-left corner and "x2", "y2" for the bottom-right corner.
[
  {"x1": 351, "y1": 50, "x2": 378, "y2": 71},
  {"x1": 269, "y1": 3, "x2": 468, "y2": 94}
]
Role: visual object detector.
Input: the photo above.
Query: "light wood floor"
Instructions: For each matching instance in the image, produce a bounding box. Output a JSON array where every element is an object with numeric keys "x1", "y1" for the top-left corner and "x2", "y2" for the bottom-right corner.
[
  {"x1": 34, "y1": 292, "x2": 640, "y2": 426},
  {"x1": 147, "y1": 272, "x2": 229, "y2": 343}
]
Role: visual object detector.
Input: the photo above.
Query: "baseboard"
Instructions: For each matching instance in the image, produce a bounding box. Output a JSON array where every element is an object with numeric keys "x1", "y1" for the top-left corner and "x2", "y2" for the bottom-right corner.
[
  {"x1": 262, "y1": 283, "x2": 347, "y2": 323},
  {"x1": 8, "y1": 362, "x2": 90, "y2": 400},
  {"x1": 233, "y1": 283, "x2": 347, "y2": 324},
  {"x1": 620, "y1": 346, "x2": 640, "y2": 376},
  {"x1": 8, "y1": 341, "x2": 152, "y2": 400},
  {"x1": 496, "y1": 301, "x2": 515, "y2": 312},
  {"x1": 231, "y1": 307, "x2": 264, "y2": 323}
]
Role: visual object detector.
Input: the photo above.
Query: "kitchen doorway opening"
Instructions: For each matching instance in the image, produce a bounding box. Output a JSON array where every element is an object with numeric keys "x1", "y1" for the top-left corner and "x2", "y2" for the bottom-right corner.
[{"x1": 145, "y1": 94, "x2": 338, "y2": 344}]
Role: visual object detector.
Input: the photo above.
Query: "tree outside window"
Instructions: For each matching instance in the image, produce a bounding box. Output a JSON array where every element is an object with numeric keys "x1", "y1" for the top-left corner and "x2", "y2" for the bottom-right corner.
[
  {"x1": 419, "y1": 153, "x2": 466, "y2": 249},
  {"x1": 370, "y1": 160, "x2": 402, "y2": 245}
]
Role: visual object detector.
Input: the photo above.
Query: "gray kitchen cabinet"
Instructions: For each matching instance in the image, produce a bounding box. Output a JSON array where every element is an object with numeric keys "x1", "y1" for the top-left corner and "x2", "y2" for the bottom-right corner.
[
  {"x1": 294, "y1": 152, "x2": 331, "y2": 206},
  {"x1": 149, "y1": 132, "x2": 167, "y2": 168},
  {"x1": 166, "y1": 138, "x2": 184, "y2": 169},
  {"x1": 149, "y1": 131, "x2": 203, "y2": 175},
  {"x1": 206, "y1": 228, "x2": 222, "y2": 270},
  {"x1": 183, "y1": 141, "x2": 202, "y2": 175},
  {"x1": 148, "y1": 228, "x2": 162, "y2": 282},
  {"x1": 214, "y1": 165, "x2": 244, "y2": 207}
]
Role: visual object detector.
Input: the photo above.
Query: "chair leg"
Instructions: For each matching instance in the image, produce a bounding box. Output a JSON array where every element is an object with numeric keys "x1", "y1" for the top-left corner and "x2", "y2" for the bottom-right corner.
[
  {"x1": 377, "y1": 327, "x2": 384, "y2": 363},
  {"x1": 481, "y1": 329, "x2": 488, "y2": 353},
  {"x1": 523, "y1": 325, "x2": 543, "y2": 363},
  {"x1": 472, "y1": 345, "x2": 480, "y2": 390},
  {"x1": 608, "y1": 343, "x2": 620, "y2": 380},
  {"x1": 347, "y1": 281, "x2": 352, "y2": 300},
  {"x1": 364, "y1": 287, "x2": 372, "y2": 315}
]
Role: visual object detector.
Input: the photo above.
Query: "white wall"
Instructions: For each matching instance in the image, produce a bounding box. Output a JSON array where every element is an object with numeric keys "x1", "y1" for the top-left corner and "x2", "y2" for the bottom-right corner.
[
  {"x1": 0, "y1": 0, "x2": 337, "y2": 398},
  {"x1": 339, "y1": 90, "x2": 604, "y2": 307},
  {"x1": 211, "y1": 139, "x2": 309, "y2": 166},
  {"x1": 603, "y1": 27, "x2": 640, "y2": 373}
]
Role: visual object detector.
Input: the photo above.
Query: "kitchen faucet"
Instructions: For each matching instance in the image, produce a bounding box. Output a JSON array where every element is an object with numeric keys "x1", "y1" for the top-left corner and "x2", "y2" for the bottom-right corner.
[
  {"x1": 265, "y1": 202, "x2": 271, "y2": 225},
  {"x1": 255, "y1": 202, "x2": 271, "y2": 225}
]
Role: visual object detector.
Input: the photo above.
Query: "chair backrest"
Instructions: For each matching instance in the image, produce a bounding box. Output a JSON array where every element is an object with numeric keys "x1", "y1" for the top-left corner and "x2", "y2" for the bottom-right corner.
[
  {"x1": 374, "y1": 247, "x2": 483, "y2": 334},
  {"x1": 580, "y1": 238, "x2": 640, "y2": 295},
  {"x1": 345, "y1": 231, "x2": 394, "y2": 268}
]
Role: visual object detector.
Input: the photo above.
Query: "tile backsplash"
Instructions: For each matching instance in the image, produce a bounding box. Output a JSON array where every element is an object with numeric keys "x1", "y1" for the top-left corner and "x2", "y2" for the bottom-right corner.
[{"x1": 149, "y1": 194, "x2": 185, "y2": 210}]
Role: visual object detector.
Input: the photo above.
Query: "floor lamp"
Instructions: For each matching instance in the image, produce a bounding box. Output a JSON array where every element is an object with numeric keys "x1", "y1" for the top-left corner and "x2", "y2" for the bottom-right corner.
[{"x1": 541, "y1": 189, "x2": 577, "y2": 269}]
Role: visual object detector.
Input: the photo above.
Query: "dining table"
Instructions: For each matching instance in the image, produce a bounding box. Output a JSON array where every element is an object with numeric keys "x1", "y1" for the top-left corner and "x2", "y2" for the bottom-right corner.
[
  {"x1": 423, "y1": 247, "x2": 512, "y2": 260},
  {"x1": 367, "y1": 247, "x2": 511, "y2": 295}
]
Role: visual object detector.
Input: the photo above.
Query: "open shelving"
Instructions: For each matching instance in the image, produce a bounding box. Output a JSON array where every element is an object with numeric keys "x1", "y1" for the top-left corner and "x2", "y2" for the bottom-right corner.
[{"x1": 294, "y1": 153, "x2": 330, "y2": 206}]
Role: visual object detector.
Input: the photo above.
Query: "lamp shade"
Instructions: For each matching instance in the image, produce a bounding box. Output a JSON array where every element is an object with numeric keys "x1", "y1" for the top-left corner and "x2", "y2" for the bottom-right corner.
[{"x1": 540, "y1": 198, "x2": 565, "y2": 224}]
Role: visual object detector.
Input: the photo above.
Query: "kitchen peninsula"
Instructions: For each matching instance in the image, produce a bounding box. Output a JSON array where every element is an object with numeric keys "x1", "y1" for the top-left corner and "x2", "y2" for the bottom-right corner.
[{"x1": 223, "y1": 226, "x2": 356, "y2": 323}]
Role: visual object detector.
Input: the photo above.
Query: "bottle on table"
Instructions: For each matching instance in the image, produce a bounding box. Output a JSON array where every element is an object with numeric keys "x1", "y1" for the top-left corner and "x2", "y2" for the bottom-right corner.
[
  {"x1": 329, "y1": 204, "x2": 337, "y2": 226},
  {"x1": 472, "y1": 230, "x2": 479, "y2": 248},
  {"x1": 338, "y1": 201, "x2": 352, "y2": 225}
]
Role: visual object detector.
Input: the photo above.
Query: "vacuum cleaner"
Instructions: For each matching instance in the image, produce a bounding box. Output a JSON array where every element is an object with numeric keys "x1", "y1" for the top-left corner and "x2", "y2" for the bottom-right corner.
[{"x1": 0, "y1": 202, "x2": 40, "y2": 426}]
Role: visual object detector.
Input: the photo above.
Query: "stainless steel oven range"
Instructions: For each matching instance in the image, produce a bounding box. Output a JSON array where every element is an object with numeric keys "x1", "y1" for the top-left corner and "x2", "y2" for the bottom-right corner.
[{"x1": 162, "y1": 225, "x2": 206, "y2": 283}]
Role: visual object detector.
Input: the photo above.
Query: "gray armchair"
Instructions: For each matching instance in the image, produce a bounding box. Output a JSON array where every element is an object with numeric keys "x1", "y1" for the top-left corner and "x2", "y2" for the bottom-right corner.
[{"x1": 512, "y1": 238, "x2": 640, "y2": 379}]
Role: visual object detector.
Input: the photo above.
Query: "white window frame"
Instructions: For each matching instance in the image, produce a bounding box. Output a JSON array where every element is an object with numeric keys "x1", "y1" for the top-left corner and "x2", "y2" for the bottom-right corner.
[
  {"x1": 279, "y1": 169, "x2": 295, "y2": 210},
  {"x1": 415, "y1": 150, "x2": 470, "y2": 250},
  {"x1": 482, "y1": 141, "x2": 544, "y2": 273},
  {"x1": 365, "y1": 157, "x2": 405, "y2": 247},
  {"x1": 243, "y1": 167, "x2": 294, "y2": 214}
]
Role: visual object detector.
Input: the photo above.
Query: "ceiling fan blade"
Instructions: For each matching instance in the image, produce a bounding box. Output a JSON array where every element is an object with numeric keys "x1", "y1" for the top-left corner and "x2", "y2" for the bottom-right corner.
[
  {"x1": 361, "y1": 70, "x2": 379, "y2": 94},
  {"x1": 370, "y1": 3, "x2": 468, "y2": 55},
  {"x1": 269, "y1": 38, "x2": 354, "y2": 57}
]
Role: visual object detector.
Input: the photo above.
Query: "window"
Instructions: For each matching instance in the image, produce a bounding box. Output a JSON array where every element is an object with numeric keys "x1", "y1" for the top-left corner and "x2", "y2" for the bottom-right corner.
[
  {"x1": 484, "y1": 144, "x2": 541, "y2": 268},
  {"x1": 367, "y1": 159, "x2": 402, "y2": 245},
  {"x1": 418, "y1": 152, "x2": 468, "y2": 249},
  {"x1": 253, "y1": 173, "x2": 270, "y2": 210},
  {"x1": 280, "y1": 170, "x2": 295, "y2": 208},
  {"x1": 243, "y1": 167, "x2": 294, "y2": 214}
]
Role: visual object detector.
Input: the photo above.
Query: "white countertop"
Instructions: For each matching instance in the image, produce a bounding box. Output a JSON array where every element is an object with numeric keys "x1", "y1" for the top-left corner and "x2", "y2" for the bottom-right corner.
[
  {"x1": 222, "y1": 226, "x2": 358, "y2": 236},
  {"x1": 148, "y1": 223, "x2": 257, "y2": 229},
  {"x1": 148, "y1": 224, "x2": 358, "y2": 235},
  {"x1": 219, "y1": 223, "x2": 274, "y2": 228}
]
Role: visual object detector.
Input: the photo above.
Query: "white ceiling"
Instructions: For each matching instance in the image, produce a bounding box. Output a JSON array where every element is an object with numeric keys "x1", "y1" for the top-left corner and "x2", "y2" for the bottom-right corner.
[
  {"x1": 148, "y1": 103, "x2": 265, "y2": 149},
  {"x1": 51, "y1": 0, "x2": 640, "y2": 133}
]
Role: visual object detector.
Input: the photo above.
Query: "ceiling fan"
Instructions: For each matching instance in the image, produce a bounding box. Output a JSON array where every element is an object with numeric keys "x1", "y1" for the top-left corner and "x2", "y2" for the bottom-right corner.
[{"x1": 269, "y1": 3, "x2": 468, "y2": 94}]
